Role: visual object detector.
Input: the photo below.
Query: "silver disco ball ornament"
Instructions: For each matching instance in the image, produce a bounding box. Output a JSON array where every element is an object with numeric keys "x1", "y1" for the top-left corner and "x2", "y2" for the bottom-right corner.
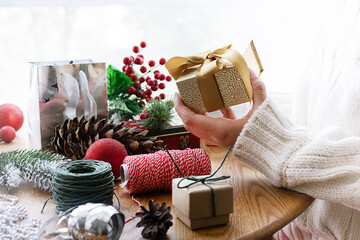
[{"x1": 68, "y1": 203, "x2": 125, "y2": 240}]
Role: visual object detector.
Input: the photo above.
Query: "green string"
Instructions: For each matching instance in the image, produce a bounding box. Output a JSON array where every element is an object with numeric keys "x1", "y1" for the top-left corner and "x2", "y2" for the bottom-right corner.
[
  {"x1": 165, "y1": 146, "x2": 231, "y2": 217},
  {"x1": 41, "y1": 160, "x2": 120, "y2": 213}
]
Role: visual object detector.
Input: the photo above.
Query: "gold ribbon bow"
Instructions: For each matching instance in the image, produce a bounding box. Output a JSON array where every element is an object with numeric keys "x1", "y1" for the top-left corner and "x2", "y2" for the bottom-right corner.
[{"x1": 165, "y1": 45, "x2": 252, "y2": 112}]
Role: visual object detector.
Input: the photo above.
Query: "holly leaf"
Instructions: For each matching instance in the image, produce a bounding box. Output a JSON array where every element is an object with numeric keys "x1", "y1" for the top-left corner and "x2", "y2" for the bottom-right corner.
[{"x1": 107, "y1": 65, "x2": 133, "y2": 100}]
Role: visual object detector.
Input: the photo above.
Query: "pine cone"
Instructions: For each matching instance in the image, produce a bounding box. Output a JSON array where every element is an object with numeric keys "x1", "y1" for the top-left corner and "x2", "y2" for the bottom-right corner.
[
  {"x1": 45, "y1": 115, "x2": 163, "y2": 160},
  {"x1": 136, "y1": 200, "x2": 173, "y2": 239}
]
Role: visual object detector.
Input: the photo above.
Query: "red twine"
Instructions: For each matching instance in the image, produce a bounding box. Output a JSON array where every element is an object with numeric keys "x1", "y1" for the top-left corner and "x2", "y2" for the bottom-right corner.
[{"x1": 123, "y1": 148, "x2": 211, "y2": 194}]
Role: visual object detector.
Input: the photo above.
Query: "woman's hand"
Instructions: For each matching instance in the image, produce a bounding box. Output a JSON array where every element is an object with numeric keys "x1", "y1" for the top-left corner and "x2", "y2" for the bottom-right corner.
[{"x1": 174, "y1": 69, "x2": 267, "y2": 148}]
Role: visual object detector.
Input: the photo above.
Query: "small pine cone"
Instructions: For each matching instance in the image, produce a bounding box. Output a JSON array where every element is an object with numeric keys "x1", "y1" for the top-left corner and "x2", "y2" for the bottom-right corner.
[
  {"x1": 136, "y1": 200, "x2": 173, "y2": 239},
  {"x1": 46, "y1": 115, "x2": 163, "y2": 159}
]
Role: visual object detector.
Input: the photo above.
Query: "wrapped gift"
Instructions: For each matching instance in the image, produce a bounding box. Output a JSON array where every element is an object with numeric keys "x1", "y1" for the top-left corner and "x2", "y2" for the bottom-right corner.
[
  {"x1": 166, "y1": 41, "x2": 263, "y2": 113},
  {"x1": 172, "y1": 177, "x2": 233, "y2": 230},
  {"x1": 28, "y1": 60, "x2": 107, "y2": 148},
  {"x1": 123, "y1": 120, "x2": 200, "y2": 150}
]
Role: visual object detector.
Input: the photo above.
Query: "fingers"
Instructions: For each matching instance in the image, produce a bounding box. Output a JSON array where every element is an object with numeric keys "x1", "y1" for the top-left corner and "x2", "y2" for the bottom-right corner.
[{"x1": 220, "y1": 107, "x2": 236, "y2": 119}]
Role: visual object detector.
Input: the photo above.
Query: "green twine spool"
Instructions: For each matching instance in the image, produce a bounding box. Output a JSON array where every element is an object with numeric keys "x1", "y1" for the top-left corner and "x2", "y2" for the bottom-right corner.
[{"x1": 49, "y1": 160, "x2": 116, "y2": 213}]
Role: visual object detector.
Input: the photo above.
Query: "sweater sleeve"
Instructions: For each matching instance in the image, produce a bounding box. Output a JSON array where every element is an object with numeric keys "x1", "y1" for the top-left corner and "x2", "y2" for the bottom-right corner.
[{"x1": 233, "y1": 98, "x2": 360, "y2": 210}]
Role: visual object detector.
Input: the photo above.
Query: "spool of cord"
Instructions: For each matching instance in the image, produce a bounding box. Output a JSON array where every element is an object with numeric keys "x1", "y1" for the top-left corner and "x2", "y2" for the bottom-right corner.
[
  {"x1": 50, "y1": 160, "x2": 115, "y2": 212},
  {"x1": 120, "y1": 148, "x2": 211, "y2": 194}
]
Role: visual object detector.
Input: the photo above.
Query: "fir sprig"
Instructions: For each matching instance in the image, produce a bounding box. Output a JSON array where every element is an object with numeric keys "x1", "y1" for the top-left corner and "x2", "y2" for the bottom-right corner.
[
  {"x1": 0, "y1": 149, "x2": 68, "y2": 191},
  {"x1": 142, "y1": 99, "x2": 174, "y2": 130}
]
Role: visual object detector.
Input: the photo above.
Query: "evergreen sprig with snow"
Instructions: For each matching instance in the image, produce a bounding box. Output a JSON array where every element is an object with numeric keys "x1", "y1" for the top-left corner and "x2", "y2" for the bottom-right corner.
[{"x1": 0, "y1": 150, "x2": 68, "y2": 191}]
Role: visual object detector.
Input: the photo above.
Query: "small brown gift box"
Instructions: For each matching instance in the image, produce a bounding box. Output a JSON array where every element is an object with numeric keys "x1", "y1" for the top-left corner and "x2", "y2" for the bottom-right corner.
[
  {"x1": 166, "y1": 41, "x2": 263, "y2": 113},
  {"x1": 172, "y1": 177, "x2": 233, "y2": 230}
]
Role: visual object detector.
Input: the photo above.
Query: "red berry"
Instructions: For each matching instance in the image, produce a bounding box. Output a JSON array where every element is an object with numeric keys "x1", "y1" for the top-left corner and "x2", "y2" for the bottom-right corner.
[
  {"x1": 134, "y1": 82, "x2": 141, "y2": 89},
  {"x1": 134, "y1": 57, "x2": 142, "y2": 65},
  {"x1": 159, "y1": 83, "x2": 165, "y2": 89},
  {"x1": 154, "y1": 70, "x2": 160, "y2": 74},
  {"x1": 151, "y1": 85, "x2": 159, "y2": 91},
  {"x1": 139, "y1": 76, "x2": 145, "y2": 83},
  {"x1": 129, "y1": 56, "x2": 134, "y2": 63},
  {"x1": 131, "y1": 74, "x2": 138, "y2": 81},
  {"x1": 160, "y1": 93, "x2": 166, "y2": 99},
  {"x1": 155, "y1": 96, "x2": 160, "y2": 100},
  {"x1": 146, "y1": 96, "x2": 152, "y2": 102},
  {"x1": 159, "y1": 58, "x2": 166, "y2": 65},
  {"x1": 140, "y1": 41, "x2": 146, "y2": 48},
  {"x1": 123, "y1": 57, "x2": 130, "y2": 65},
  {"x1": 133, "y1": 46, "x2": 140, "y2": 53},
  {"x1": 139, "y1": 54, "x2": 144, "y2": 59},
  {"x1": 139, "y1": 113, "x2": 146, "y2": 120},
  {"x1": 125, "y1": 66, "x2": 133, "y2": 74},
  {"x1": 159, "y1": 74, "x2": 165, "y2": 80},
  {"x1": 142, "y1": 109, "x2": 148, "y2": 114},
  {"x1": 146, "y1": 76, "x2": 152, "y2": 81},
  {"x1": 148, "y1": 60, "x2": 156, "y2": 67},
  {"x1": 0, "y1": 126, "x2": 16, "y2": 143},
  {"x1": 166, "y1": 75, "x2": 172, "y2": 81},
  {"x1": 140, "y1": 66, "x2": 147, "y2": 73},
  {"x1": 136, "y1": 90, "x2": 143, "y2": 98},
  {"x1": 154, "y1": 72, "x2": 160, "y2": 79},
  {"x1": 145, "y1": 89, "x2": 152, "y2": 96},
  {"x1": 139, "y1": 101, "x2": 145, "y2": 107},
  {"x1": 147, "y1": 80, "x2": 155, "y2": 87},
  {"x1": 122, "y1": 65, "x2": 127, "y2": 72},
  {"x1": 127, "y1": 86, "x2": 136, "y2": 94}
]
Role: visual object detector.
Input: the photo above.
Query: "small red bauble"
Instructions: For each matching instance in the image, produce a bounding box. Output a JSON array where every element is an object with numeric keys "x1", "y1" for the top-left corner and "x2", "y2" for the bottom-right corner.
[
  {"x1": 140, "y1": 66, "x2": 147, "y2": 73},
  {"x1": 133, "y1": 46, "x2": 140, "y2": 53},
  {"x1": 159, "y1": 58, "x2": 166, "y2": 65},
  {"x1": 0, "y1": 126, "x2": 16, "y2": 143},
  {"x1": 84, "y1": 138, "x2": 128, "y2": 179},
  {"x1": 159, "y1": 74, "x2": 165, "y2": 80},
  {"x1": 165, "y1": 76, "x2": 172, "y2": 81},
  {"x1": 159, "y1": 83, "x2": 165, "y2": 89},
  {"x1": 0, "y1": 103, "x2": 24, "y2": 131},
  {"x1": 140, "y1": 41, "x2": 146, "y2": 48},
  {"x1": 148, "y1": 60, "x2": 155, "y2": 67},
  {"x1": 127, "y1": 86, "x2": 136, "y2": 94}
]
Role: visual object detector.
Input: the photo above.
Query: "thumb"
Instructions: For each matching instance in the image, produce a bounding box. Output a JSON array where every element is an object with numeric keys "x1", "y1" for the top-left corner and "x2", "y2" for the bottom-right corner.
[{"x1": 249, "y1": 68, "x2": 267, "y2": 107}]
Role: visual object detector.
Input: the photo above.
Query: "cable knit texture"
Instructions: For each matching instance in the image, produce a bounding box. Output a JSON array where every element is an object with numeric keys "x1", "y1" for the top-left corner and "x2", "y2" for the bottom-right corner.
[{"x1": 233, "y1": 99, "x2": 360, "y2": 240}]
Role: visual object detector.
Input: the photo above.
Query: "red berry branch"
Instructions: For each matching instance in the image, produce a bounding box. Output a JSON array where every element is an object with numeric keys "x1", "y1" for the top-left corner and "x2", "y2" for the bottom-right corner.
[{"x1": 122, "y1": 41, "x2": 173, "y2": 107}]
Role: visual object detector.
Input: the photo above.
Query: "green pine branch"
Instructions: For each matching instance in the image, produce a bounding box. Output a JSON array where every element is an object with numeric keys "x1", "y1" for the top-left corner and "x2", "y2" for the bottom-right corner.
[{"x1": 142, "y1": 99, "x2": 174, "y2": 130}]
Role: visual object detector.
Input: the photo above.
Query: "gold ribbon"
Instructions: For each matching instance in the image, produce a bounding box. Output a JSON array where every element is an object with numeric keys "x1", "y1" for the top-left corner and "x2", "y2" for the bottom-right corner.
[{"x1": 165, "y1": 45, "x2": 252, "y2": 112}]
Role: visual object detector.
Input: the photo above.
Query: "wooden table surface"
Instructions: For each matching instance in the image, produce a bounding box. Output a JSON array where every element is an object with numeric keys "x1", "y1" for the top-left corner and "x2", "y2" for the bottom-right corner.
[{"x1": 0, "y1": 139, "x2": 314, "y2": 240}]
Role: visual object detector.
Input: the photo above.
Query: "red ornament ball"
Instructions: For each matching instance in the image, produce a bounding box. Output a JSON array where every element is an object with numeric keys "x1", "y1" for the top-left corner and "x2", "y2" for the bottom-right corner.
[
  {"x1": 0, "y1": 104, "x2": 24, "y2": 131},
  {"x1": 0, "y1": 126, "x2": 16, "y2": 143},
  {"x1": 84, "y1": 138, "x2": 128, "y2": 179},
  {"x1": 159, "y1": 58, "x2": 166, "y2": 65}
]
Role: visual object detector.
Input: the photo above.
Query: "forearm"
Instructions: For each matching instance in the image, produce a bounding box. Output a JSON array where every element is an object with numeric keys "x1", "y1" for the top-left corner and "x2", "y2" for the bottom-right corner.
[{"x1": 233, "y1": 98, "x2": 360, "y2": 210}]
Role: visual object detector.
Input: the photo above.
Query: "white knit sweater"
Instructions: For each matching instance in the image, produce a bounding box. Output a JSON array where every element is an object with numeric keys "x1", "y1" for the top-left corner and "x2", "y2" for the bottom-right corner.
[{"x1": 233, "y1": 98, "x2": 360, "y2": 239}]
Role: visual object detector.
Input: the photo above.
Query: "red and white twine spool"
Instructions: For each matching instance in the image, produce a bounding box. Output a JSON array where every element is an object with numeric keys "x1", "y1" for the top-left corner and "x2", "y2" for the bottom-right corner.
[{"x1": 121, "y1": 148, "x2": 211, "y2": 193}]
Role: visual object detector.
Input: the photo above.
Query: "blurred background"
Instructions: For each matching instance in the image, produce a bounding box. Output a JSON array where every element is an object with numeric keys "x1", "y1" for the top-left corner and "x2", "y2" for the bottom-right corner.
[{"x1": 0, "y1": 0, "x2": 330, "y2": 117}]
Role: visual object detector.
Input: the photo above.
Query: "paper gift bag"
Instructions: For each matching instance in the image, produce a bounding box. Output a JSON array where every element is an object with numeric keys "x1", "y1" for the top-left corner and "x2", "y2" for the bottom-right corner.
[
  {"x1": 28, "y1": 60, "x2": 107, "y2": 149},
  {"x1": 166, "y1": 41, "x2": 263, "y2": 113}
]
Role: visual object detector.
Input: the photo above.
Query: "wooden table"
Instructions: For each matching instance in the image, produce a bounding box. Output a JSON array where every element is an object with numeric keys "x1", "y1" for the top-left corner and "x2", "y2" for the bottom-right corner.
[{"x1": 0, "y1": 141, "x2": 313, "y2": 240}]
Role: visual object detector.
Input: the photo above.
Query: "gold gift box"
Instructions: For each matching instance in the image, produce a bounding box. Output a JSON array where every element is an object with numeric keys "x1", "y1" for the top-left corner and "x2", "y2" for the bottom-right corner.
[
  {"x1": 166, "y1": 41, "x2": 263, "y2": 113},
  {"x1": 172, "y1": 177, "x2": 233, "y2": 230}
]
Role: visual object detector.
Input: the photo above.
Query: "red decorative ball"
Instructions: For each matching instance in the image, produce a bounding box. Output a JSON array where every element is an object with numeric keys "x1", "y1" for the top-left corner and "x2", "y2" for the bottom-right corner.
[
  {"x1": 0, "y1": 126, "x2": 16, "y2": 143},
  {"x1": 133, "y1": 46, "x2": 140, "y2": 53},
  {"x1": 159, "y1": 83, "x2": 165, "y2": 89},
  {"x1": 84, "y1": 138, "x2": 128, "y2": 179},
  {"x1": 159, "y1": 58, "x2": 166, "y2": 65},
  {"x1": 0, "y1": 104, "x2": 24, "y2": 131},
  {"x1": 140, "y1": 41, "x2": 146, "y2": 48},
  {"x1": 159, "y1": 93, "x2": 166, "y2": 99},
  {"x1": 148, "y1": 60, "x2": 155, "y2": 67},
  {"x1": 140, "y1": 66, "x2": 147, "y2": 73},
  {"x1": 159, "y1": 74, "x2": 165, "y2": 80},
  {"x1": 165, "y1": 76, "x2": 172, "y2": 82},
  {"x1": 127, "y1": 86, "x2": 136, "y2": 94}
]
